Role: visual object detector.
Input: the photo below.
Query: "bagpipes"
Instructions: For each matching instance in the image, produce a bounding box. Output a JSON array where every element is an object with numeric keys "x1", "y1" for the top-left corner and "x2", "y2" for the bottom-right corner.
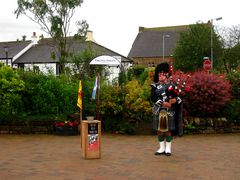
[
  {"x1": 153, "y1": 68, "x2": 191, "y2": 116},
  {"x1": 168, "y1": 71, "x2": 191, "y2": 97},
  {"x1": 152, "y1": 63, "x2": 191, "y2": 132},
  {"x1": 157, "y1": 71, "x2": 191, "y2": 132}
]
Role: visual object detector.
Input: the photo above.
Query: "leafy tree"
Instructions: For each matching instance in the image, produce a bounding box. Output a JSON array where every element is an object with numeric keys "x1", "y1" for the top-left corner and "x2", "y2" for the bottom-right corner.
[
  {"x1": 173, "y1": 23, "x2": 223, "y2": 72},
  {"x1": 15, "y1": 0, "x2": 88, "y2": 73},
  {"x1": 70, "y1": 46, "x2": 105, "y2": 79},
  {"x1": 219, "y1": 24, "x2": 240, "y2": 48},
  {"x1": 218, "y1": 25, "x2": 240, "y2": 73}
]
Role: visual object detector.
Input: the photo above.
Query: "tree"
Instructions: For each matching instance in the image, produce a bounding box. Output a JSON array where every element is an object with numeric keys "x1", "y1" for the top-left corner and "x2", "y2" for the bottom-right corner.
[
  {"x1": 222, "y1": 44, "x2": 240, "y2": 73},
  {"x1": 218, "y1": 25, "x2": 240, "y2": 73},
  {"x1": 15, "y1": 0, "x2": 88, "y2": 73},
  {"x1": 70, "y1": 46, "x2": 105, "y2": 79},
  {"x1": 173, "y1": 23, "x2": 223, "y2": 72},
  {"x1": 219, "y1": 25, "x2": 240, "y2": 48}
]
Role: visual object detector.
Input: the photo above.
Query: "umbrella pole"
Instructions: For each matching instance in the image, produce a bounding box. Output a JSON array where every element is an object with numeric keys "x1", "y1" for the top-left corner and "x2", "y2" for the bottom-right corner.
[{"x1": 96, "y1": 74, "x2": 100, "y2": 120}]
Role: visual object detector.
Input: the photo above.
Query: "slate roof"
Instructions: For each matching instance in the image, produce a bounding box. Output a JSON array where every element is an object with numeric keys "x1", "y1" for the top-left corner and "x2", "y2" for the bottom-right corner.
[
  {"x1": 0, "y1": 40, "x2": 32, "y2": 59},
  {"x1": 13, "y1": 38, "x2": 131, "y2": 64},
  {"x1": 128, "y1": 25, "x2": 189, "y2": 58}
]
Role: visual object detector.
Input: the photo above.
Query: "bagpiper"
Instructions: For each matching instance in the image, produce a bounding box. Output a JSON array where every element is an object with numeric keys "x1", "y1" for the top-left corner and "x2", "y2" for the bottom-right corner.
[{"x1": 151, "y1": 62, "x2": 183, "y2": 156}]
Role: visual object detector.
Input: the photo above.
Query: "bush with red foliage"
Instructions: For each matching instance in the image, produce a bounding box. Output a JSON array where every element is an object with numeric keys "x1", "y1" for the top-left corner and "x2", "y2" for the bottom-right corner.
[{"x1": 183, "y1": 71, "x2": 232, "y2": 117}]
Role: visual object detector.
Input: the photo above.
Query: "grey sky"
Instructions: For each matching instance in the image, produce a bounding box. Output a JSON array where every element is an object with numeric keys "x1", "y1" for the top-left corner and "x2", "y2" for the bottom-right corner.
[{"x1": 0, "y1": 0, "x2": 239, "y2": 56}]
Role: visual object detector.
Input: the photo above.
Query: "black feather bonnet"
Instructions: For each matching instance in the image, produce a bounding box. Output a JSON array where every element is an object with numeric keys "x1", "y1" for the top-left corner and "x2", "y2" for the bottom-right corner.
[{"x1": 153, "y1": 62, "x2": 171, "y2": 83}]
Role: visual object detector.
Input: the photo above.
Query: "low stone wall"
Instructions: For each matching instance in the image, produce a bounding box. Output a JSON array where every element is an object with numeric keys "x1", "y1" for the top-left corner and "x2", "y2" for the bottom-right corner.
[
  {"x1": 0, "y1": 120, "x2": 54, "y2": 134},
  {"x1": 1, "y1": 117, "x2": 240, "y2": 135},
  {"x1": 0, "y1": 125, "x2": 54, "y2": 134},
  {"x1": 183, "y1": 117, "x2": 240, "y2": 134},
  {"x1": 129, "y1": 117, "x2": 240, "y2": 135}
]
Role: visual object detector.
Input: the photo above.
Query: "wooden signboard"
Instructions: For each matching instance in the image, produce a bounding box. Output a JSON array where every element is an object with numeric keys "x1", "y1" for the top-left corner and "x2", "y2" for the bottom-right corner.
[{"x1": 81, "y1": 120, "x2": 101, "y2": 159}]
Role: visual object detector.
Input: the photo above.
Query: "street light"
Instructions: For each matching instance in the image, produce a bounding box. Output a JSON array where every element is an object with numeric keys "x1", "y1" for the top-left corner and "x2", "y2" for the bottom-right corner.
[
  {"x1": 210, "y1": 17, "x2": 222, "y2": 68},
  {"x1": 163, "y1": 35, "x2": 170, "y2": 61},
  {"x1": 4, "y1": 46, "x2": 8, "y2": 66}
]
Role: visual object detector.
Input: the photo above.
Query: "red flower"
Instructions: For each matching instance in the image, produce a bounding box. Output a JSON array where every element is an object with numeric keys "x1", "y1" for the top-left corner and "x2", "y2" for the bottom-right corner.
[{"x1": 54, "y1": 121, "x2": 79, "y2": 127}]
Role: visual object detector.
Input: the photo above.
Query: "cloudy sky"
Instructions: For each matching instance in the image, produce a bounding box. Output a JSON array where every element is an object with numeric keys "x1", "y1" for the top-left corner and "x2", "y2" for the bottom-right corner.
[{"x1": 0, "y1": 0, "x2": 239, "y2": 56}]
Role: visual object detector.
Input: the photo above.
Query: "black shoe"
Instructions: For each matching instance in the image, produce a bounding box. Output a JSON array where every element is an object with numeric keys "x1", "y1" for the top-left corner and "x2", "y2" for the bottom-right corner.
[
  {"x1": 165, "y1": 152, "x2": 171, "y2": 156},
  {"x1": 154, "y1": 152, "x2": 165, "y2": 155}
]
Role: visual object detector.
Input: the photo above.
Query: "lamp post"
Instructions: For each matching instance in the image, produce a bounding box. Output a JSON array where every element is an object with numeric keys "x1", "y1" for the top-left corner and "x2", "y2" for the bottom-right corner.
[
  {"x1": 210, "y1": 17, "x2": 222, "y2": 68},
  {"x1": 4, "y1": 46, "x2": 8, "y2": 66},
  {"x1": 163, "y1": 35, "x2": 170, "y2": 61}
]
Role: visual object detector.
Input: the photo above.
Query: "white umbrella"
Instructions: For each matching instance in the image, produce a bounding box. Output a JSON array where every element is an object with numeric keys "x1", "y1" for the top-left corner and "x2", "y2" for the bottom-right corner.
[{"x1": 90, "y1": 55, "x2": 120, "y2": 66}]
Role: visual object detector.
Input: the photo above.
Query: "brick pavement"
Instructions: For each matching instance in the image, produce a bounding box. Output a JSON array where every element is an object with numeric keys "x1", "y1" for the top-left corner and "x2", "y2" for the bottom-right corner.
[{"x1": 0, "y1": 133, "x2": 240, "y2": 180}]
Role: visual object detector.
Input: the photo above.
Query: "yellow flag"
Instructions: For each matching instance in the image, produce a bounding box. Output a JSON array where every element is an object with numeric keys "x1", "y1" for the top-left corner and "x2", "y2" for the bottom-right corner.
[{"x1": 77, "y1": 80, "x2": 82, "y2": 109}]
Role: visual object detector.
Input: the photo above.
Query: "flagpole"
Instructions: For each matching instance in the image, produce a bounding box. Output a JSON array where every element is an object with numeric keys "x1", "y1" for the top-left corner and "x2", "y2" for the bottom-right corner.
[
  {"x1": 96, "y1": 73, "x2": 100, "y2": 120},
  {"x1": 80, "y1": 109, "x2": 82, "y2": 121},
  {"x1": 80, "y1": 107, "x2": 82, "y2": 148}
]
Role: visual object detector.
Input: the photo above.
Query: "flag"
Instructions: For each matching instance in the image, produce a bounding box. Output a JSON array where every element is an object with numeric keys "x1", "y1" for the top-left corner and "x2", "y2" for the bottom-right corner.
[
  {"x1": 92, "y1": 76, "x2": 100, "y2": 99},
  {"x1": 77, "y1": 80, "x2": 82, "y2": 109},
  {"x1": 91, "y1": 76, "x2": 98, "y2": 100}
]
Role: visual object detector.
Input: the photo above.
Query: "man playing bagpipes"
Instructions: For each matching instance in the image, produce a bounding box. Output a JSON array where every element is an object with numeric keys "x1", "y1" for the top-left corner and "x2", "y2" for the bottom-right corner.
[{"x1": 151, "y1": 62, "x2": 184, "y2": 156}]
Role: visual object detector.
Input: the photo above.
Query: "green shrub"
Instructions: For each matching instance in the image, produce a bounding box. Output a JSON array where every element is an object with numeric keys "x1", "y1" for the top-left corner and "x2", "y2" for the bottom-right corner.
[
  {"x1": 222, "y1": 99, "x2": 240, "y2": 122},
  {"x1": 18, "y1": 71, "x2": 77, "y2": 116},
  {"x1": 119, "y1": 122, "x2": 136, "y2": 135},
  {"x1": 227, "y1": 71, "x2": 240, "y2": 99},
  {"x1": 127, "y1": 65, "x2": 145, "y2": 80},
  {"x1": 184, "y1": 122, "x2": 196, "y2": 134},
  {"x1": 124, "y1": 79, "x2": 152, "y2": 122},
  {"x1": 0, "y1": 65, "x2": 25, "y2": 122}
]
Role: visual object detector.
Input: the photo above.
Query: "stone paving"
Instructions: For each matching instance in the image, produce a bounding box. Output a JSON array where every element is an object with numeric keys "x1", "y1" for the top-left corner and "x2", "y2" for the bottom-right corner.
[{"x1": 0, "y1": 133, "x2": 240, "y2": 180}]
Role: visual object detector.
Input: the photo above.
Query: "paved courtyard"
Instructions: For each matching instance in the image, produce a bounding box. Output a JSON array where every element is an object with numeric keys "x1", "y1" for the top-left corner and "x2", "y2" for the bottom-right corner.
[{"x1": 0, "y1": 133, "x2": 240, "y2": 180}]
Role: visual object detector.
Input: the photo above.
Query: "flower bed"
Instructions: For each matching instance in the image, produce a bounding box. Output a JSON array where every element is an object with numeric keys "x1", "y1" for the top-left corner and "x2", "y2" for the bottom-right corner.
[{"x1": 53, "y1": 121, "x2": 79, "y2": 136}]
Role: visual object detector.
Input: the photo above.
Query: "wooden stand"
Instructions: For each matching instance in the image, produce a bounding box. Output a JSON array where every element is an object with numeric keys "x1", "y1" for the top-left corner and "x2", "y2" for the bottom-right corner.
[{"x1": 81, "y1": 120, "x2": 101, "y2": 159}]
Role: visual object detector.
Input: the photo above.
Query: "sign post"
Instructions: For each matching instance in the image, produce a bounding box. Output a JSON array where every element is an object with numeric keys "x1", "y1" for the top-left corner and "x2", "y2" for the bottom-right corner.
[{"x1": 203, "y1": 57, "x2": 212, "y2": 72}]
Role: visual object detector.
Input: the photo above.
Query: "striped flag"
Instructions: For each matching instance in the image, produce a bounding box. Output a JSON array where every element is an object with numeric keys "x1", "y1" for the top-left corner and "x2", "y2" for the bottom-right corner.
[
  {"x1": 77, "y1": 80, "x2": 82, "y2": 109},
  {"x1": 91, "y1": 76, "x2": 99, "y2": 100}
]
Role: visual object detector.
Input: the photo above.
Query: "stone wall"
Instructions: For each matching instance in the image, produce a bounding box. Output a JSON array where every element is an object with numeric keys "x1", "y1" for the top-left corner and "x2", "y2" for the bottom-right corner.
[
  {"x1": 183, "y1": 117, "x2": 240, "y2": 134},
  {"x1": 0, "y1": 121, "x2": 54, "y2": 134},
  {"x1": 1, "y1": 117, "x2": 240, "y2": 135},
  {"x1": 129, "y1": 117, "x2": 240, "y2": 135}
]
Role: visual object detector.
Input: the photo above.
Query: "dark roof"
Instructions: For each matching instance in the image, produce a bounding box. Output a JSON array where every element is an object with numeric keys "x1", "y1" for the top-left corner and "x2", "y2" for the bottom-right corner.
[
  {"x1": 13, "y1": 38, "x2": 131, "y2": 64},
  {"x1": 0, "y1": 40, "x2": 31, "y2": 59},
  {"x1": 13, "y1": 38, "x2": 59, "y2": 63},
  {"x1": 128, "y1": 25, "x2": 189, "y2": 58}
]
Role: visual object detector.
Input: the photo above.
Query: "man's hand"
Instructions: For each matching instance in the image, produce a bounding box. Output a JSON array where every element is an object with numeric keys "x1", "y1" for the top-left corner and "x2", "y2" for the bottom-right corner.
[
  {"x1": 169, "y1": 98, "x2": 177, "y2": 104},
  {"x1": 163, "y1": 102, "x2": 171, "y2": 108}
]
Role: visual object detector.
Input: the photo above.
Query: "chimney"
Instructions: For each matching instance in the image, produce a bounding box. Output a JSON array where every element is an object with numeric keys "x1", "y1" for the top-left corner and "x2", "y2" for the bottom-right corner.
[
  {"x1": 86, "y1": 30, "x2": 96, "y2": 42},
  {"x1": 31, "y1": 32, "x2": 38, "y2": 45},
  {"x1": 139, "y1": 26, "x2": 145, "y2": 32}
]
